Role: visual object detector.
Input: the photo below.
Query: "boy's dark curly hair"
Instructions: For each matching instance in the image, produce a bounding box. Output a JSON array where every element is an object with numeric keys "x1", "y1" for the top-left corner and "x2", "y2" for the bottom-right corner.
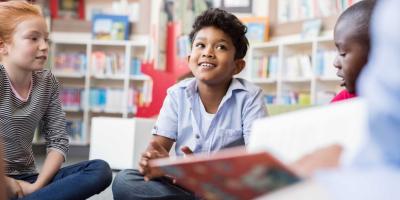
[{"x1": 189, "y1": 8, "x2": 249, "y2": 59}]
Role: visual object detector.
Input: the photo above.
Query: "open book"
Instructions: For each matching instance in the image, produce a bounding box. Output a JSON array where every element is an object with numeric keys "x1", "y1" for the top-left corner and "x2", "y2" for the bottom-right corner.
[
  {"x1": 249, "y1": 98, "x2": 366, "y2": 165},
  {"x1": 149, "y1": 147, "x2": 300, "y2": 200}
]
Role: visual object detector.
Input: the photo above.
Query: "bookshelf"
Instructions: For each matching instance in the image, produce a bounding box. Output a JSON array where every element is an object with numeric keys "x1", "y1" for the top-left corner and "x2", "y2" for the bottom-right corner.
[
  {"x1": 34, "y1": 38, "x2": 152, "y2": 145},
  {"x1": 245, "y1": 36, "x2": 341, "y2": 106}
]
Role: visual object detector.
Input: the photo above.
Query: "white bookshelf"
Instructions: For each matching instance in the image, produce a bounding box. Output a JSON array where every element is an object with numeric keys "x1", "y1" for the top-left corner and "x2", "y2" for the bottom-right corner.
[
  {"x1": 38, "y1": 38, "x2": 152, "y2": 145},
  {"x1": 245, "y1": 36, "x2": 341, "y2": 105}
]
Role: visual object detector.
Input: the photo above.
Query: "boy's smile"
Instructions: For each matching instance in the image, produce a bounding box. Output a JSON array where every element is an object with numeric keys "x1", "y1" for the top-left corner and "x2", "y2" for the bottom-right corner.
[{"x1": 188, "y1": 26, "x2": 244, "y2": 87}]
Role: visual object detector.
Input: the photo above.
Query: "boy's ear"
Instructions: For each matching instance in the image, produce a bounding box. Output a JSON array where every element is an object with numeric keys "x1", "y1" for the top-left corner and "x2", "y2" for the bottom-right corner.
[
  {"x1": 187, "y1": 55, "x2": 191, "y2": 63},
  {"x1": 233, "y1": 59, "x2": 246, "y2": 75}
]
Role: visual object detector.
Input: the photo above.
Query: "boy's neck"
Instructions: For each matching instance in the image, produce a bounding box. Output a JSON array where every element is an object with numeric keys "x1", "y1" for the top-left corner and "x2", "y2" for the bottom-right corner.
[{"x1": 197, "y1": 79, "x2": 231, "y2": 114}]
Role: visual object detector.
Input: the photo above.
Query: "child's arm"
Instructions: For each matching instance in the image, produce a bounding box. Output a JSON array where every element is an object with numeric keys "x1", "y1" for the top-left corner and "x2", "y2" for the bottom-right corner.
[
  {"x1": 139, "y1": 135, "x2": 174, "y2": 181},
  {"x1": 1, "y1": 141, "x2": 23, "y2": 199},
  {"x1": 16, "y1": 150, "x2": 64, "y2": 195},
  {"x1": 4, "y1": 177, "x2": 23, "y2": 198},
  {"x1": 289, "y1": 144, "x2": 343, "y2": 178}
]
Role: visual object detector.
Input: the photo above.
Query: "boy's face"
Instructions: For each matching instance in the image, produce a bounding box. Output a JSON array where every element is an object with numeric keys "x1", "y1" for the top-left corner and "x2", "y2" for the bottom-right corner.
[
  {"x1": 188, "y1": 26, "x2": 245, "y2": 86},
  {"x1": 0, "y1": 16, "x2": 49, "y2": 72},
  {"x1": 333, "y1": 22, "x2": 369, "y2": 94}
]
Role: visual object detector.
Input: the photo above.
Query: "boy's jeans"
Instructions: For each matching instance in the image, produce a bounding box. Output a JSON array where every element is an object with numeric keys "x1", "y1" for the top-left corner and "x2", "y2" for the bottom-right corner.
[{"x1": 113, "y1": 169, "x2": 200, "y2": 200}]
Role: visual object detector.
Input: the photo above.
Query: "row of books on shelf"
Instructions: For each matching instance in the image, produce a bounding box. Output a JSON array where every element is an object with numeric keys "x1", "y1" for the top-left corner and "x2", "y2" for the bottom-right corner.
[
  {"x1": 91, "y1": 51, "x2": 125, "y2": 76},
  {"x1": 315, "y1": 50, "x2": 337, "y2": 78},
  {"x1": 60, "y1": 84, "x2": 152, "y2": 113},
  {"x1": 66, "y1": 119, "x2": 85, "y2": 143},
  {"x1": 252, "y1": 55, "x2": 278, "y2": 79},
  {"x1": 89, "y1": 86, "x2": 151, "y2": 113},
  {"x1": 60, "y1": 88, "x2": 83, "y2": 111},
  {"x1": 54, "y1": 52, "x2": 86, "y2": 75},
  {"x1": 262, "y1": 91, "x2": 337, "y2": 105},
  {"x1": 278, "y1": 0, "x2": 362, "y2": 23},
  {"x1": 53, "y1": 52, "x2": 143, "y2": 76},
  {"x1": 264, "y1": 94, "x2": 277, "y2": 104},
  {"x1": 33, "y1": 119, "x2": 85, "y2": 144},
  {"x1": 284, "y1": 55, "x2": 312, "y2": 79},
  {"x1": 91, "y1": 52, "x2": 144, "y2": 76},
  {"x1": 281, "y1": 92, "x2": 311, "y2": 105}
]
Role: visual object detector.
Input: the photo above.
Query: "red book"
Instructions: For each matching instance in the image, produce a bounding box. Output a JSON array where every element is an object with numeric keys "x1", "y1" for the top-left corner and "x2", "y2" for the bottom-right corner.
[{"x1": 150, "y1": 147, "x2": 300, "y2": 200}]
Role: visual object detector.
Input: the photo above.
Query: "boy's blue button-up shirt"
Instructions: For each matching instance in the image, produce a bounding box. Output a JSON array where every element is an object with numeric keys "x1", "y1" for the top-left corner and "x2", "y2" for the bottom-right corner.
[{"x1": 152, "y1": 78, "x2": 267, "y2": 156}]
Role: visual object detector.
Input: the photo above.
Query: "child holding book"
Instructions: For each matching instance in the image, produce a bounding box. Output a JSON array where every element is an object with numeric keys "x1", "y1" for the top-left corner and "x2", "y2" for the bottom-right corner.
[
  {"x1": 291, "y1": 0, "x2": 377, "y2": 178},
  {"x1": 113, "y1": 8, "x2": 267, "y2": 200},
  {"x1": 0, "y1": 2, "x2": 112, "y2": 199},
  {"x1": 331, "y1": 0, "x2": 376, "y2": 103}
]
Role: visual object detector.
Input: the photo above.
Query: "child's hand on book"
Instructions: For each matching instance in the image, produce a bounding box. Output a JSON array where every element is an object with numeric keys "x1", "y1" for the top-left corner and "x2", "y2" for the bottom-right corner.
[
  {"x1": 139, "y1": 140, "x2": 170, "y2": 181},
  {"x1": 180, "y1": 146, "x2": 193, "y2": 156},
  {"x1": 289, "y1": 144, "x2": 343, "y2": 177}
]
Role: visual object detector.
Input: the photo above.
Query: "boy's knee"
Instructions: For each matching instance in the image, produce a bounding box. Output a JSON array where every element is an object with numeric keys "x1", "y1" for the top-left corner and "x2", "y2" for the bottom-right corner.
[{"x1": 113, "y1": 169, "x2": 142, "y2": 190}]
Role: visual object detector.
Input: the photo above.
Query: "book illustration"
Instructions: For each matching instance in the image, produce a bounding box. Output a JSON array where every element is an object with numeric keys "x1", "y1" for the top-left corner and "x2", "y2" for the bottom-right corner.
[
  {"x1": 150, "y1": 148, "x2": 300, "y2": 200},
  {"x1": 92, "y1": 14, "x2": 130, "y2": 40},
  {"x1": 240, "y1": 17, "x2": 269, "y2": 43}
]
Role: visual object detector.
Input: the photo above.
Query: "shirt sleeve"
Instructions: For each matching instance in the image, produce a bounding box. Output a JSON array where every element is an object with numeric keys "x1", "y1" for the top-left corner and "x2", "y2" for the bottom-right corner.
[
  {"x1": 42, "y1": 76, "x2": 69, "y2": 161},
  {"x1": 151, "y1": 89, "x2": 179, "y2": 140},
  {"x1": 242, "y1": 88, "x2": 268, "y2": 145}
]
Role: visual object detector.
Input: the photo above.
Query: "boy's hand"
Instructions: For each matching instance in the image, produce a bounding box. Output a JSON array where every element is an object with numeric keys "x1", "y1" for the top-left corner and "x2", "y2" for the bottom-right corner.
[
  {"x1": 16, "y1": 180, "x2": 40, "y2": 196},
  {"x1": 180, "y1": 146, "x2": 193, "y2": 156},
  {"x1": 139, "y1": 140, "x2": 170, "y2": 181},
  {"x1": 5, "y1": 177, "x2": 24, "y2": 198}
]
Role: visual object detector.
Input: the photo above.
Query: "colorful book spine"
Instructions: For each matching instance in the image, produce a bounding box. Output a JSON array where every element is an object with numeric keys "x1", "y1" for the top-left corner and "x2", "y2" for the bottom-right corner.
[
  {"x1": 66, "y1": 119, "x2": 84, "y2": 143},
  {"x1": 315, "y1": 50, "x2": 336, "y2": 77},
  {"x1": 91, "y1": 51, "x2": 125, "y2": 76},
  {"x1": 252, "y1": 55, "x2": 278, "y2": 79},
  {"x1": 60, "y1": 88, "x2": 83, "y2": 110},
  {"x1": 54, "y1": 52, "x2": 86, "y2": 74}
]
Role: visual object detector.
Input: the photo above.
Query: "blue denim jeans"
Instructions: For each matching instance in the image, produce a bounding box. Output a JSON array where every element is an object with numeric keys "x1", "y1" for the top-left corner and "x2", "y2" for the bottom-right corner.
[
  {"x1": 112, "y1": 169, "x2": 198, "y2": 200},
  {"x1": 10, "y1": 159, "x2": 112, "y2": 200}
]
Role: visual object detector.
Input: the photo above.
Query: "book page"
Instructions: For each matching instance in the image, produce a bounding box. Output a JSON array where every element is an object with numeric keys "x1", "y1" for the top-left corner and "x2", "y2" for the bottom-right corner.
[{"x1": 248, "y1": 99, "x2": 367, "y2": 165}]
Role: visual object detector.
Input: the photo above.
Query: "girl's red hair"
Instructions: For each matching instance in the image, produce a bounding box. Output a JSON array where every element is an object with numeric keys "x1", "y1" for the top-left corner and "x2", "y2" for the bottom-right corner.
[{"x1": 0, "y1": 1, "x2": 42, "y2": 43}]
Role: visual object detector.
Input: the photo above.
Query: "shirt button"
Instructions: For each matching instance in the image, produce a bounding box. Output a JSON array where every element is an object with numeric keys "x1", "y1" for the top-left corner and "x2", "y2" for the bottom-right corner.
[{"x1": 195, "y1": 134, "x2": 200, "y2": 139}]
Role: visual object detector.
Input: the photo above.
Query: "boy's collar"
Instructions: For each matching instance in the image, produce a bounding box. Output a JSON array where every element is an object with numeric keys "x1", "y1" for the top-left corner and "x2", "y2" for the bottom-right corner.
[{"x1": 180, "y1": 78, "x2": 248, "y2": 98}]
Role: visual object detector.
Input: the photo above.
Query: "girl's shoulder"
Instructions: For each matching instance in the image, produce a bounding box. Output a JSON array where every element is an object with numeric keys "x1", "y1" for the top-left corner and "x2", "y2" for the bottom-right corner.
[{"x1": 33, "y1": 69, "x2": 57, "y2": 83}]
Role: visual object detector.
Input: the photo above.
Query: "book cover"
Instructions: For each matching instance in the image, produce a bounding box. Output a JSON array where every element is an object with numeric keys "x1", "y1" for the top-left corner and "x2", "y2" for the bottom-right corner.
[
  {"x1": 92, "y1": 14, "x2": 130, "y2": 40},
  {"x1": 240, "y1": 17, "x2": 269, "y2": 43},
  {"x1": 150, "y1": 147, "x2": 300, "y2": 200}
]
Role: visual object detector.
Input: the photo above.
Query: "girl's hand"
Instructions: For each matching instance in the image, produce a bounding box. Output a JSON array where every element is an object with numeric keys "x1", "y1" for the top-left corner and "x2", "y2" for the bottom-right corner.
[
  {"x1": 17, "y1": 180, "x2": 40, "y2": 196},
  {"x1": 5, "y1": 177, "x2": 24, "y2": 198}
]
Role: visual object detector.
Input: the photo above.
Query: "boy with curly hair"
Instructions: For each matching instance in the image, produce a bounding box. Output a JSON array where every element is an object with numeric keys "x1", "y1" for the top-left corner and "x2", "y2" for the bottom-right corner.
[{"x1": 112, "y1": 8, "x2": 267, "y2": 200}]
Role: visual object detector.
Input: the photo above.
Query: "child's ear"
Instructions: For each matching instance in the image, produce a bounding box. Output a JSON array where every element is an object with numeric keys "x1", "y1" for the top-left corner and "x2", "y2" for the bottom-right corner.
[
  {"x1": 233, "y1": 59, "x2": 246, "y2": 75},
  {"x1": 187, "y1": 55, "x2": 191, "y2": 63},
  {"x1": 0, "y1": 41, "x2": 7, "y2": 55}
]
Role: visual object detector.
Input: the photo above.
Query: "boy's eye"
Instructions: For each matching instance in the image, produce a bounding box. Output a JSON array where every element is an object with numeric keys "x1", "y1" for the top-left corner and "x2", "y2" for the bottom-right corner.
[
  {"x1": 339, "y1": 53, "x2": 346, "y2": 57},
  {"x1": 31, "y1": 37, "x2": 38, "y2": 41},
  {"x1": 194, "y1": 43, "x2": 205, "y2": 48},
  {"x1": 216, "y1": 44, "x2": 227, "y2": 50}
]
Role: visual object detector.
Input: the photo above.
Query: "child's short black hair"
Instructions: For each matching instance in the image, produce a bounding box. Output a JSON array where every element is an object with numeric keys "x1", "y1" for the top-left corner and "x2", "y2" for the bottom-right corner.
[
  {"x1": 189, "y1": 8, "x2": 249, "y2": 59},
  {"x1": 336, "y1": 0, "x2": 376, "y2": 48}
]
